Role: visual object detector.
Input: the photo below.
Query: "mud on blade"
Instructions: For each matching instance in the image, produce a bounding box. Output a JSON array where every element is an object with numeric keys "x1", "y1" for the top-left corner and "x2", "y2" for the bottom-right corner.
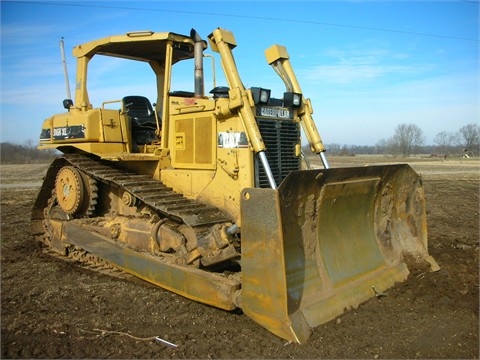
[{"x1": 240, "y1": 164, "x2": 439, "y2": 343}]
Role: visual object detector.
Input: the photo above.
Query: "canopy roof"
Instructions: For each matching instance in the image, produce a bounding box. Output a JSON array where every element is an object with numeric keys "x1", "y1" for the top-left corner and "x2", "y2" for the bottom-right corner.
[{"x1": 72, "y1": 31, "x2": 196, "y2": 64}]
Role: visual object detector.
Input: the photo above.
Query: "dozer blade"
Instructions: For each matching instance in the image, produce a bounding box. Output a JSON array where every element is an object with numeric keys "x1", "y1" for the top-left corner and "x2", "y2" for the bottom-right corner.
[{"x1": 240, "y1": 164, "x2": 439, "y2": 343}]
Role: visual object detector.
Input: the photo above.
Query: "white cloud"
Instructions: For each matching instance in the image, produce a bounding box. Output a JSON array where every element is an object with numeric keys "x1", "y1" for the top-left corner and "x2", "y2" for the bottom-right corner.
[
  {"x1": 0, "y1": 81, "x2": 65, "y2": 105},
  {"x1": 299, "y1": 43, "x2": 434, "y2": 85},
  {"x1": 1, "y1": 23, "x2": 57, "y2": 41},
  {"x1": 304, "y1": 63, "x2": 393, "y2": 84},
  {"x1": 304, "y1": 70, "x2": 478, "y2": 145}
]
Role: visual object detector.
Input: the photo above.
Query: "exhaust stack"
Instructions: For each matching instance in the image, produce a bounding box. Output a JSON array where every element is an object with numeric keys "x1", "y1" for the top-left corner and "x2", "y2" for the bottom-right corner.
[{"x1": 191, "y1": 29, "x2": 206, "y2": 98}]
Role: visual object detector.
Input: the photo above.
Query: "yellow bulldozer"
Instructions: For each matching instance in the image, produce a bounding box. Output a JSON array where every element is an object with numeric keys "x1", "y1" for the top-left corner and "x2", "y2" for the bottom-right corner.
[{"x1": 32, "y1": 28, "x2": 438, "y2": 343}]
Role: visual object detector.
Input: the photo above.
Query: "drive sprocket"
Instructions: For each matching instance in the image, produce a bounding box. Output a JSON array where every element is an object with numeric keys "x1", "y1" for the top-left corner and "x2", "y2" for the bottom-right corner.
[{"x1": 54, "y1": 166, "x2": 97, "y2": 217}]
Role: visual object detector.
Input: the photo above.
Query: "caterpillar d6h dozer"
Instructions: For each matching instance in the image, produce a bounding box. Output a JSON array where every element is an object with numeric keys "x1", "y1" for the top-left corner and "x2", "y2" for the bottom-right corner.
[{"x1": 32, "y1": 28, "x2": 439, "y2": 343}]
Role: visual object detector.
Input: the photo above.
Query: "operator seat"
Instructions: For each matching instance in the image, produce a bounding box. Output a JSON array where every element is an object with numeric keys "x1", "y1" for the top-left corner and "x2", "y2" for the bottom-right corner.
[{"x1": 122, "y1": 96, "x2": 158, "y2": 147}]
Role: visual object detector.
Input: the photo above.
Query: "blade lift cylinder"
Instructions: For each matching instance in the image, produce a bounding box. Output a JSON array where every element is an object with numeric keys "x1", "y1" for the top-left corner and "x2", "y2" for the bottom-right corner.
[
  {"x1": 265, "y1": 45, "x2": 330, "y2": 169},
  {"x1": 208, "y1": 28, "x2": 277, "y2": 189}
]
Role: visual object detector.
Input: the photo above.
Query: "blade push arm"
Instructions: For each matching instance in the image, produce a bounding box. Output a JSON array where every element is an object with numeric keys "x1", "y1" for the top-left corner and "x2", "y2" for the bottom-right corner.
[{"x1": 265, "y1": 45, "x2": 330, "y2": 169}]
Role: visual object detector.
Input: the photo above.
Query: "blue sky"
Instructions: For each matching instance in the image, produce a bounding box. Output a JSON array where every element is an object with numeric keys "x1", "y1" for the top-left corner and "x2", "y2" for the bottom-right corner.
[{"x1": 1, "y1": 0, "x2": 478, "y2": 146}]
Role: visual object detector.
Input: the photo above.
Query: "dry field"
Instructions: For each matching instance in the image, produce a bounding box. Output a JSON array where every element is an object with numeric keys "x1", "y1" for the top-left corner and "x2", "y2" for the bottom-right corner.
[{"x1": 1, "y1": 155, "x2": 478, "y2": 359}]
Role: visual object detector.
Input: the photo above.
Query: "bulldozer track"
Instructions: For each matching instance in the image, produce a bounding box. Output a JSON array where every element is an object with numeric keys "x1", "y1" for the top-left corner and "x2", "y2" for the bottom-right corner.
[
  {"x1": 36, "y1": 189, "x2": 135, "y2": 281},
  {"x1": 64, "y1": 154, "x2": 230, "y2": 227},
  {"x1": 42, "y1": 246, "x2": 134, "y2": 281},
  {"x1": 33, "y1": 154, "x2": 234, "y2": 284}
]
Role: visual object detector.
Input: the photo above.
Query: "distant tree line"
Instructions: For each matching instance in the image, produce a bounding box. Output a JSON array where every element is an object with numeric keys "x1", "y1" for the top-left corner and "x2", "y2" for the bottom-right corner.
[
  {"x1": 432, "y1": 123, "x2": 479, "y2": 158},
  {"x1": 0, "y1": 141, "x2": 58, "y2": 164},
  {"x1": 323, "y1": 123, "x2": 479, "y2": 158}
]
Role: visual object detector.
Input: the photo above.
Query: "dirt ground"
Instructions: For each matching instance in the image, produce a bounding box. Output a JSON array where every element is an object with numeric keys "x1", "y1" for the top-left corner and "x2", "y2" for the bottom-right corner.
[{"x1": 1, "y1": 156, "x2": 478, "y2": 359}]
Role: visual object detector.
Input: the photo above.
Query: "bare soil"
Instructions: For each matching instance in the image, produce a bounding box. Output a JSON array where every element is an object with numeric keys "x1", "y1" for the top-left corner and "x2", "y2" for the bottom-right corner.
[{"x1": 1, "y1": 156, "x2": 479, "y2": 359}]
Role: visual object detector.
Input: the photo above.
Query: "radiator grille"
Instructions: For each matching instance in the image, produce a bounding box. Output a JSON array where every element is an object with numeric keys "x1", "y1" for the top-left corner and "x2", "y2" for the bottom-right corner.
[{"x1": 256, "y1": 118, "x2": 301, "y2": 188}]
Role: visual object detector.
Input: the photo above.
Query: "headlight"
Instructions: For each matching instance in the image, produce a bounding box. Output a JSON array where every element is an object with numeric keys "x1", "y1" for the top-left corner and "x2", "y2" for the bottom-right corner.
[
  {"x1": 251, "y1": 87, "x2": 271, "y2": 105},
  {"x1": 63, "y1": 99, "x2": 73, "y2": 110},
  {"x1": 284, "y1": 92, "x2": 302, "y2": 108}
]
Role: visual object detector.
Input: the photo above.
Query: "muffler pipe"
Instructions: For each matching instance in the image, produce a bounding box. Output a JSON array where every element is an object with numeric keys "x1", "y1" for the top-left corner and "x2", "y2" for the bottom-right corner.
[{"x1": 191, "y1": 29, "x2": 205, "y2": 98}]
